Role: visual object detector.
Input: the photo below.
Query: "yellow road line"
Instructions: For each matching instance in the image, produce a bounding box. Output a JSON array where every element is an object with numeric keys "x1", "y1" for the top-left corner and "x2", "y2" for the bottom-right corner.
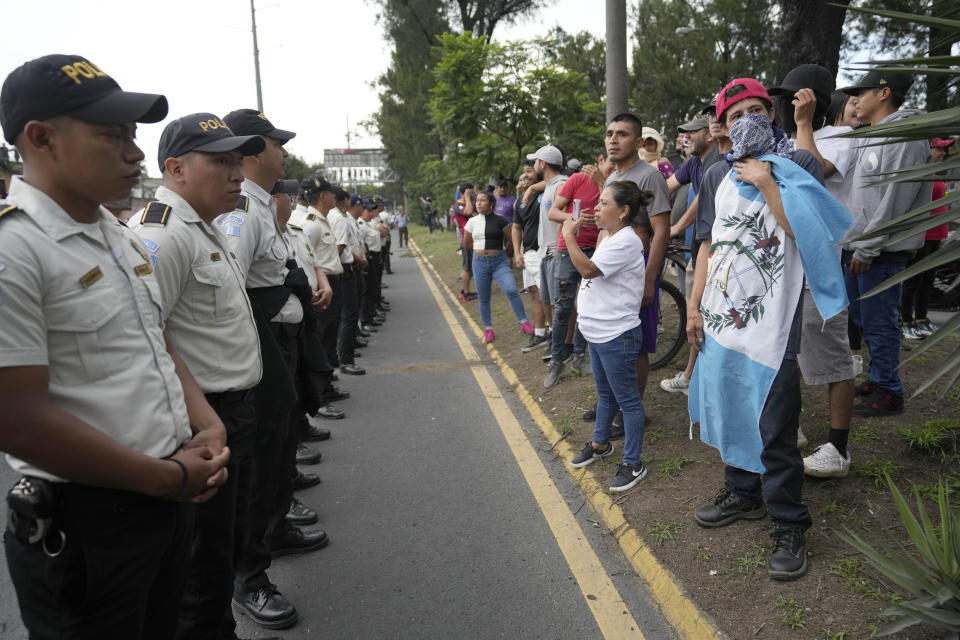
[
  {"x1": 411, "y1": 244, "x2": 646, "y2": 640},
  {"x1": 410, "y1": 239, "x2": 725, "y2": 640}
]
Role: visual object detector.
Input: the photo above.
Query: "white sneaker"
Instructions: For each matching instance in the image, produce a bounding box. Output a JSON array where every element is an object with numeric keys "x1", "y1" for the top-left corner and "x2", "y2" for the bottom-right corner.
[
  {"x1": 803, "y1": 443, "x2": 851, "y2": 478},
  {"x1": 797, "y1": 428, "x2": 808, "y2": 447},
  {"x1": 659, "y1": 372, "x2": 690, "y2": 396}
]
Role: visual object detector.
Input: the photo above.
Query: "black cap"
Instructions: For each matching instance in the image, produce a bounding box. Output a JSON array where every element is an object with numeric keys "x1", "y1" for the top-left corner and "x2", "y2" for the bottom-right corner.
[
  {"x1": 334, "y1": 187, "x2": 349, "y2": 202},
  {"x1": 271, "y1": 179, "x2": 300, "y2": 195},
  {"x1": 768, "y1": 64, "x2": 835, "y2": 102},
  {"x1": 1, "y1": 54, "x2": 168, "y2": 144},
  {"x1": 350, "y1": 193, "x2": 363, "y2": 206},
  {"x1": 156, "y1": 112, "x2": 264, "y2": 172},
  {"x1": 362, "y1": 197, "x2": 377, "y2": 210},
  {"x1": 698, "y1": 98, "x2": 717, "y2": 117},
  {"x1": 222, "y1": 108, "x2": 295, "y2": 141},
  {"x1": 840, "y1": 68, "x2": 914, "y2": 96},
  {"x1": 300, "y1": 174, "x2": 334, "y2": 195}
]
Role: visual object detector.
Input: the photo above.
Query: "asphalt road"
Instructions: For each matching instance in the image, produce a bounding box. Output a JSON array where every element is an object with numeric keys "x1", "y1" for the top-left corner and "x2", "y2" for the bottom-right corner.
[{"x1": 0, "y1": 237, "x2": 677, "y2": 640}]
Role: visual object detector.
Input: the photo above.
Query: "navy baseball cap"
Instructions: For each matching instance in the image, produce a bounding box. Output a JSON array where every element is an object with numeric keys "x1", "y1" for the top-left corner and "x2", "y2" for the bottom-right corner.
[
  {"x1": 157, "y1": 112, "x2": 264, "y2": 172},
  {"x1": 362, "y1": 197, "x2": 377, "y2": 210},
  {"x1": 223, "y1": 109, "x2": 295, "y2": 141},
  {"x1": 349, "y1": 194, "x2": 363, "y2": 206},
  {"x1": 1, "y1": 54, "x2": 168, "y2": 144},
  {"x1": 300, "y1": 174, "x2": 334, "y2": 194}
]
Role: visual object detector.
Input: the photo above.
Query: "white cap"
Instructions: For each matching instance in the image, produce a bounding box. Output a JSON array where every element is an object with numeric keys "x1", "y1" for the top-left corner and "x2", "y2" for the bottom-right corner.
[{"x1": 526, "y1": 144, "x2": 562, "y2": 166}]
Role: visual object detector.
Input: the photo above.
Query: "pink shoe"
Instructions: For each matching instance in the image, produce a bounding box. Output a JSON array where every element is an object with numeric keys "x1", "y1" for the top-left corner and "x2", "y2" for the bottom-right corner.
[
  {"x1": 484, "y1": 329, "x2": 495, "y2": 343},
  {"x1": 521, "y1": 321, "x2": 534, "y2": 334}
]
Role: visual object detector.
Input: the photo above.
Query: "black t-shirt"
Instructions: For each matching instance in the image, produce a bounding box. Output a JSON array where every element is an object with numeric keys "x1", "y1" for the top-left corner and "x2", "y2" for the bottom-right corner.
[
  {"x1": 513, "y1": 193, "x2": 540, "y2": 252},
  {"x1": 695, "y1": 149, "x2": 824, "y2": 243},
  {"x1": 465, "y1": 213, "x2": 511, "y2": 250}
]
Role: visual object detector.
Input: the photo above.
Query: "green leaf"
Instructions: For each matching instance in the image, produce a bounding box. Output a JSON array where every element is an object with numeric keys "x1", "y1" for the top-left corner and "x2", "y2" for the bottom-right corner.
[
  {"x1": 859, "y1": 243, "x2": 960, "y2": 299},
  {"x1": 849, "y1": 191, "x2": 960, "y2": 240},
  {"x1": 901, "y1": 312, "x2": 960, "y2": 368},
  {"x1": 835, "y1": 4, "x2": 960, "y2": 31},
  {"x1": 911, "y1": 347, "x2": 960, "y2": 398}
]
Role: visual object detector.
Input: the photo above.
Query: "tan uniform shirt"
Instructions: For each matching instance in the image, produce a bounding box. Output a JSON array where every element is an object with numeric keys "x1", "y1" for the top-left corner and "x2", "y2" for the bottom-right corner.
[
  {"x1": 286, "y1": 226, "x2": 319, "y2": 291},
  {"x1": 327, "y1": 208, "x2": 354, "y2": 265},
  {"x1": 129, "y1": 186, "x2": 262, "y2": 393},
  {"x1": 0, "y1": 177, "x2": 192, "y2": 481},
  {"x1": 298, "y1": 207, "x2": 343, "y2": 275},
  {"x1": 215, "y1": 179, "x2": 302, "y2": 324}
]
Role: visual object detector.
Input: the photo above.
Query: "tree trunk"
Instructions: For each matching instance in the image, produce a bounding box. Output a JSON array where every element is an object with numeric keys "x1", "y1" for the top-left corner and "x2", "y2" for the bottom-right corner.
[
  {"x1": 926, "y1": 2, "x2": 960, "y2": 112},
  {"x1": 775, "y1": 0, "x2": 851, "y2": 85}
]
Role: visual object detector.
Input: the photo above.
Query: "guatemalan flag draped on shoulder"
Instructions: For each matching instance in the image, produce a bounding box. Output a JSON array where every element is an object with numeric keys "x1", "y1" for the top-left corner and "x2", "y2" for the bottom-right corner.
[{"x1": 689, "y1": 114, "x2": 852, "y2": 474}]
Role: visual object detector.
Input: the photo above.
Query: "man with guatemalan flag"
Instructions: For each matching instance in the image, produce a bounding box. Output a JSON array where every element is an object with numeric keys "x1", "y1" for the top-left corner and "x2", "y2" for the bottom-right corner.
[{"x1": 686, "y1": 78, "x2": 853, "y2": 582}]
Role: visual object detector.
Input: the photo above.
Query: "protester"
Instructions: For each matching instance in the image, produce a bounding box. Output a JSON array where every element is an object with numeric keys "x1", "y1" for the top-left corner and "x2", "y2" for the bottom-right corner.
[
  {"x1": 687, "y1": 78, "x2": 848, "y2": 582},
  {"x1": 567, "y1": 181, "x2": 653, "y2": 492},
  {"x1": 396, "y1": 209, "x2": 409, "y2": 246},
  {"x1": 493, "y1": 180, "x2": 515, "y2": 223},
  {"x1": 900, "y1": 137, "x2": 953, "y2": 340},
  {"x1": 513, "y1": 159, "x2": 551, "y2": 351},
  {"x1": 640, "y1": 126, "x2": 676, "y2": 182},
  {"x1": 840, "y1": 69, "x2": 932, "y2": 417},
  {"x1": 463, "y1": 191, "x2": 534, "y2": 343},
  {"x1": 452, "y1": 182, "x2": 476, "y2": 301}
]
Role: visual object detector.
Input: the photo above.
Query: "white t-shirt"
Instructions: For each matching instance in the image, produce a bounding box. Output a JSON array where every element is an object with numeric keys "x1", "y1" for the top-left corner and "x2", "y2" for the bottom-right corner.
[
  {"x1": 813, "y1": 125, "x2": 856, "y2": 209},
  {"x1": 576, "y1": 227, "x2": 646, "y2": 343}
]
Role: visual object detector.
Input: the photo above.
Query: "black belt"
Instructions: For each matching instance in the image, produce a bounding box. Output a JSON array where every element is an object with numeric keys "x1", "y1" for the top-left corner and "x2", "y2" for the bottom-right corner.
[
  {"x1": 205, "y1": 388, "x2": 252, "y2": 404},
  {"x1": 325, "y1": 272, "x2": 343, "y2": 282}
]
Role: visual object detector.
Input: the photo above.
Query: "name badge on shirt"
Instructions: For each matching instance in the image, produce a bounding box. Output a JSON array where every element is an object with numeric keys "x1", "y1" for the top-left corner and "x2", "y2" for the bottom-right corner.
[
  {"x1": 134, "y1": 263, "x2": 153, "y2": 277},
  {"x1": 211, "y1": 252, "x2": 222, "y2": 261},
  {"x1": 79, "y1": 266, "x2": 103, "y2": 288}
]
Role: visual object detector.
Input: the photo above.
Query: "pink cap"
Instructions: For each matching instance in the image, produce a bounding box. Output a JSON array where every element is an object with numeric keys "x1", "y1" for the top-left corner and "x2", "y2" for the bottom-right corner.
[
  {"x1": 715, "y1": 78, "x2": 772, "y2": 122},
  {"x1": 931, "y1": 137, "x2": 955, "y2": 148}
]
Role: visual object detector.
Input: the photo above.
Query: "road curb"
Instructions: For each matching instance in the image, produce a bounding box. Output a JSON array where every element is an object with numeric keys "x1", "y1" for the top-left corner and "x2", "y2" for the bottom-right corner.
[{"x1": 410, "y1": 239, "x2": 726, "y2": 640}]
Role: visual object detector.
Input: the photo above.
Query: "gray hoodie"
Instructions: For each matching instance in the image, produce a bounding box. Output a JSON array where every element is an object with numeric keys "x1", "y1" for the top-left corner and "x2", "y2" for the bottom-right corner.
[{"x1": 844, "y1": 109, "x2": 933, "y2": 263}]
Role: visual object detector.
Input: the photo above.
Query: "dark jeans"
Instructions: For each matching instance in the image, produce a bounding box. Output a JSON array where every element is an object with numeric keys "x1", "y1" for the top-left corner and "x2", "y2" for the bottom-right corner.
[
  {"x1": 338, "y1": 268, "x2": 360, "y2": 365},
  {"x1": 901, "y1": 239, "x2": 940, "y2": 323},
  {"x1": 844, "y1": 253, "x2": 907, "y2": 395},
  {"x1": 383, "y1": 238, "x2": 392, "y2": 273},
  {"x1": 551, "y1": 248, "x2": 592, "y2": 361},
  {"x1": 5, "y1": 484, "x2": 194, "y2": 640},
  {"x1": 724, "y1": 300, "x2": 811, "y2": 529},
  {"x1": 177, "y1": 390, "x2": 256, "y2": 640}
]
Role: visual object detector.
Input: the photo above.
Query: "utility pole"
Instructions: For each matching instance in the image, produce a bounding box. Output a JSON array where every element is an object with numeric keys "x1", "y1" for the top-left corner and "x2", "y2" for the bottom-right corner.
[
  {"x1": 249, "y1": 0, "x2": 264, "y2": 112},
  {"x1": 605, "y1": 0, "x2": 628, "y2": 122},
  {"x1": 346, "y1": 116, "x2": 352, "y2": 149}
]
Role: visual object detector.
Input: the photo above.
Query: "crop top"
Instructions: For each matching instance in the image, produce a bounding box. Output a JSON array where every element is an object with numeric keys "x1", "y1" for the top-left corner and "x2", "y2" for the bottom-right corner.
[{"x1": 464, "y1": 213, "x2": 511, "y2": 251}]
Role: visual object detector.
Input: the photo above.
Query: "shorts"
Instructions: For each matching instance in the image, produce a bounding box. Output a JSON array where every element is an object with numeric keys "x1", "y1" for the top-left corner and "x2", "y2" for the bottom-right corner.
[
  {"x1": 461, "y1": 247, "x2": 473, "y2": 273},
  {"x1": 797, "y1": 289, "x2": 855, "y2": 385},
  {"x1": 522, "y1": 250, "x2": 541, "y2": 289},
  {"x1": 638, "y1": 274, "x2": 661, "y2": 354},
  {"x1": 539, "y1": 253, "x2": 558, "y2": 305}
]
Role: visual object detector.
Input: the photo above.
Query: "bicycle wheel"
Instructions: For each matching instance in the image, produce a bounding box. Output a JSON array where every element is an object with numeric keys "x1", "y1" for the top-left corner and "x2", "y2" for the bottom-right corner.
[{"x1": 650, "y1": 280, "x2": 687, "y2": 371}]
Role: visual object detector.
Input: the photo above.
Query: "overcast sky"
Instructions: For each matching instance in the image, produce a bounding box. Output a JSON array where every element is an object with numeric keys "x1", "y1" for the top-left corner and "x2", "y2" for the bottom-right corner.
[{"x1": 1, "y1": 0, "x2": 605, "y2": 176}]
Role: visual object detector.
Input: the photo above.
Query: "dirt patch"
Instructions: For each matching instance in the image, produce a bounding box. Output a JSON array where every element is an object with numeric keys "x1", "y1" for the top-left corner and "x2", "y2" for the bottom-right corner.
[{"x1": 411, "y1": 225, "x2": 960, "y2": 640}]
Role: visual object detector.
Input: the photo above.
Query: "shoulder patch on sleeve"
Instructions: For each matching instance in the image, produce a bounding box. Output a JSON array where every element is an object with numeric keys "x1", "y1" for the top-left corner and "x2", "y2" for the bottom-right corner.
[
  {"x1": 306, "y1": 213, "x2": 317, "y2": 221},
  {"x1": 236, "y1": 195, "x2": 250, "y2": 212},
  {"x1": 140, "y1": 201, "x2": 172, "y2": 225}
]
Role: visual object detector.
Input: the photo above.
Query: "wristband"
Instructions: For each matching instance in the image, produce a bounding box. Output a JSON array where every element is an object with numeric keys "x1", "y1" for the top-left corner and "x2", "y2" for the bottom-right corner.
[{"x1": 164, "y1": 456, "x2": 189, "y2": 500}]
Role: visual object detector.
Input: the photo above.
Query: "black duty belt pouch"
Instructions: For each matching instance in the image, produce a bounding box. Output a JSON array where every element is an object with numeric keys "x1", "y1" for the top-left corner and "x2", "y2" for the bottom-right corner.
[{"x1": 7, "y1": 476, "x2": 55, "y2": 545}]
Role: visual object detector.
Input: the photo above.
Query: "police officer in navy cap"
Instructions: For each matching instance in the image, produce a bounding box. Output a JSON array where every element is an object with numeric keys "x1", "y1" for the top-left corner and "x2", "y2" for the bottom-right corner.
[
  {"x1": 127, "y1": 113, "x2": 266, "y2": 640},
  {"x1": 0, "y1": 54, "x2": 229, "y2": 640},
  {"x1": 215, "y1": 109, "x2": 327, "y2": 632}
]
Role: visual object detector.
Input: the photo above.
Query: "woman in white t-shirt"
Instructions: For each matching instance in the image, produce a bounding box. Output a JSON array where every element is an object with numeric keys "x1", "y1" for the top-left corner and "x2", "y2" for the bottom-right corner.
[
  {"x1": 464, "y1": 191, "x2": 534, "y2": 343},
  {"x1": 563, "y1": 181, "x2": 653, "y2": 493}
]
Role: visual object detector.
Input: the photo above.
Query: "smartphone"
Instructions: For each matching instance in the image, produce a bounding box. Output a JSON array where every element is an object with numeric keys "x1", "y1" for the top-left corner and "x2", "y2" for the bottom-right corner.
[{"x1": 572, "y1": 199, "x2": 581, "y2": 221}]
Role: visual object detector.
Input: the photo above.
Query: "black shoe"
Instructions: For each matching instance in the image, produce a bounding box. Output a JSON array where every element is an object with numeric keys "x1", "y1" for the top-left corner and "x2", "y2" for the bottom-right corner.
[
  {"x1": 322, "y1": 386, "x2": 350, "y2": 403},
  {"x1": 285, "y1": 498, "x2": 318, "y2": 525},
  {"x1": 360, "y1": 324, "x2": 378, "y2": 333},
  {"x1": 610, "y1": 462, "x2": 647, "y2": 492},
  {"x1": 695, "y1": 487, "x2": 767, "y2": 528},
  {"x1": 373, "y1": 314, "x2": 386, "y2": 323},
  {"x1": 521, "y1": 333, "x2": 549, "y2": 353},
  {"x1": 340, "y1": 364, "x2": 366, "y2": 375},
  {"x1": 355, "y1": 337, "x2": 369, "y2": 348},
  {"x1": 293, "y1": 470, "x2": 321, "y2": 491},
  {"x1": 366, "y1": 319, "x2": 383, "y2": 327},
  {"x1": 852, "y1": 389, "x2": 904, "y2": 418},
  {"x1": 854, "y1": 380, "x2": 876, "y2": 397},
  {"x1": 295, "y1": 443, "x2": 321, "y2": 465},
  {"x1": 301, "y1": 424, "x2": 331, "y2": 441},
  {"x1": 583, "y1": 406, "x2": 596, "y2": 422},
  {"x1": 315, "y1": 404, "x2": 345, "y2": 420},
  {"x1": 357, "y1": 330, "x2": 371, "y2": 338},
  {"x1": 232, "y1": 584, "x2": 298, "y2": 630},
  {"x1": 570, "y1": 441, "x2": 614, "y2": 468},
  {"x1": 268, "y1": 526, "x2": 329, "y2": 557},
  {"x1": 768, "y1": 526, "x2": 808, "y2": 581}
]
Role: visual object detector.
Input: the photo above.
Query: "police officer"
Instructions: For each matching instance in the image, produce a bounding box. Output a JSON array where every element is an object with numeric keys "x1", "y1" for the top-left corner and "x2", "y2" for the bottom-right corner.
[
  {"x1": 332, "y1": 187, "x2": 369, "y2": 352},
  {"x1": 215, "y1": 108, "x2": 327, "y2": 631},
  {"x1": 329, "y1": 190, "x2": 366, "y2": 374},
  {"x1": 347, "y1": 195, "x2": 378, "y2": 335},
  {"x1": 126, "y1": 113, "x2": 266, "y2": 640},
  {"x1": 0, "y1": 54, "x2": 230, "y2": 640},
  {"x1": 360, "y1": 198, "x2": 386, "y2": 327}
]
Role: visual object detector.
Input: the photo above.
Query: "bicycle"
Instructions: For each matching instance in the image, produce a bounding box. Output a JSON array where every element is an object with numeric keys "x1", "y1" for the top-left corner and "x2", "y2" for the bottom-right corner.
[{"x1": 649, "y1": 241, "x2": 691, "y2": 371}]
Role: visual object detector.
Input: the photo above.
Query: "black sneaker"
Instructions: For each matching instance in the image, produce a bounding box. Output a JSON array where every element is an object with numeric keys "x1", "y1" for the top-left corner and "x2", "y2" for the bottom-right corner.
[
  {"x1": 768, "y1": 525, "x2": 808, "y2": 581},
  {"x1": 695, "y1": 487, "x2": 767, "y2": 528},
  {"x1": 610, "y1": 462, "x2": 647, "y2": 492},
  {"x1": 521, "y1": 333, "x2": 549, "y2": 353},
  {"x1": 852, "y1": 388, "x2": 904, "y2": 418},
  {"x1": 854, "y1": 381, "x2": 876, "y2": 397},
  {"x1": 570, "y1": 441, "x2": 614, "y2": 468},
  {"x1": 583, "y1": 404, "x2": 597, "y2": 422}
]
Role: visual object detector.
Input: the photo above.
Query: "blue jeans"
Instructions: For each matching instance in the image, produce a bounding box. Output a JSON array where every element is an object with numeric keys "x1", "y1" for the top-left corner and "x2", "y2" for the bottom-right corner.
[
  {"x1": 843, "y1": 255, "x2": 906, "y2": 395},
  {"x1": 588, "y1": 325, "x2": 646, "y2": 466},
  {"x1": 473, "y1": 252, "x2": 528, "y2": 330},
  {"x1": 551, "y1": 248, "x2": 591, "y2": 361}
]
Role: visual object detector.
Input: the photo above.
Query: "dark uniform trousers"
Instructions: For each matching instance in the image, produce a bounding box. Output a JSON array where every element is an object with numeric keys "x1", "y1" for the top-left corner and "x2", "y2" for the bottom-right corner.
[
  {"x1": 5, "y1": 483, "x2": 194, "y2": 640},
  {"x1": 265, "y1": 322, "x2": 302, "y2": 546},
  {"x1": 362, "y1": 251, "x2": 382, "y2": 323},
  {"x1": 176, "y1": 390, "x2": 256, "y2": 640},
  {"x1": 337, "y1": 267, "x2": 360, "y2": 364},
  {"x1": 724, "y1": 300, "x2": 813, "y2": 530},
  {"x1": 382, "y1": 236, "x2": 392, "y2": 273},
  {"x1": 317, "y1": 274, "x2": 343, "y2": 371}
]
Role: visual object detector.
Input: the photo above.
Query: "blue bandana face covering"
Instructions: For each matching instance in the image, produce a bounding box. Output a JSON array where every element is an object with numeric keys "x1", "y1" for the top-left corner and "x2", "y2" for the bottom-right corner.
[{"x1": 725, "y1": 113, "x2": 793, "y2": 162}]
